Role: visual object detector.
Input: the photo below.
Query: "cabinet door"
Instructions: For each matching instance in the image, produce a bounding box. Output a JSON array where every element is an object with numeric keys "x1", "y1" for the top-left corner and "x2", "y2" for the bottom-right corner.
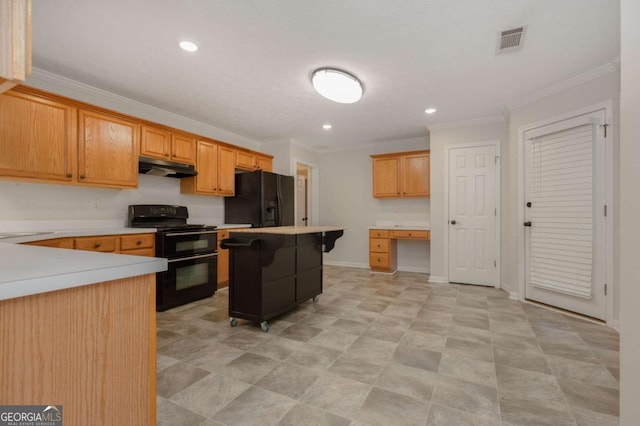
[
  {"x1": 217, "y1": 145, "x2": 236, "y2": 196},
  {"x1": 0, "y1": 90, "x2": 76, "y2": 181},
  {"x1": 256, "y1": 155, "x2": 272, "y2": 172},
  {"x1": 171, "y1": 133, "x2": 196, "y2": 164},
  {"x1": 372, "y1": 157, "x2": 400, "y2": 197},
  {"x1": 78, "y1": 109, "x2": 139, "y2": 188},
  {"x1": 217, "y1": 230, "x2": 230, "y2": 287},
  {"x1": 194, "y1": 140, "x2": 217, "y2": 193},
  {"x1": 402, "y1": 152, "x2": 430, "y2": 196},
  {"x1": 140, "y1": 125, "x2": 170, "y2": 159},
  {"x1": 235, "y1": 151, "x2": 256, "y2": 170}
]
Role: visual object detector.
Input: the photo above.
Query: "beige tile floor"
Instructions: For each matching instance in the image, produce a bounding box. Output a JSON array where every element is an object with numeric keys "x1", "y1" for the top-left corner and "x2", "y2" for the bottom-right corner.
[{"x1": 156, "y1": 266, "x2": 620, "y2": 426}]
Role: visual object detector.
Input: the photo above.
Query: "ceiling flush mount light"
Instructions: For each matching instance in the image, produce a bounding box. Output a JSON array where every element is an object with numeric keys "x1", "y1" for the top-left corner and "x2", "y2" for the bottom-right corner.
[
  {"x1": 311, "y1": 68, "x2": 363, "y2": 104},
  {"x1": 424, "y1": 108, "x2": 437, "y2": 114},
  {"x1": 322, "y1": 124, "x2": 332, "y2": 130},
  {"x1": 179, "y1": 40, "x2": 198, "y2": 52}
]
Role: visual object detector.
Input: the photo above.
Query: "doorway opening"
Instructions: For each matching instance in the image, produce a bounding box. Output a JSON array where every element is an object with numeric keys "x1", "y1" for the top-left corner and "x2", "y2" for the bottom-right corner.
[{"x1": 295, "y1": 163, "x2": 310, "y2": 226}]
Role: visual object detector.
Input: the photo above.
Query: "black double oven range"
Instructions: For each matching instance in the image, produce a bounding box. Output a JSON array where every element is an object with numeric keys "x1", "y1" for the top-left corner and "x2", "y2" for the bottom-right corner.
[{"x1": 128, "y1": 205, "x2": 217, "y2": 311}]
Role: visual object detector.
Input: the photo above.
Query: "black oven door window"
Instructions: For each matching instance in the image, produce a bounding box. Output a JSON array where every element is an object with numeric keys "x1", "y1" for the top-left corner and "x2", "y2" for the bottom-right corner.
[
  {"x1": 161, "y1": 230, "x2": 217, "y2": 258},
  {"x1": 157, "y1": 253, "x2": 218, "y2": 311}
]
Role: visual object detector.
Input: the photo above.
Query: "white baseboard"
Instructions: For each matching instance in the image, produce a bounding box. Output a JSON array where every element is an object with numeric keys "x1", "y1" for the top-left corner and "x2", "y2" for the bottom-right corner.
[
  {"x1": 508, "y1": 291, "x2": 520, "y2": 300},
  {"x1": 428, "y1": 276, "x2": 446, "y2": 284},
  {"x1": 323, "y1": 260, "x2": 369, "y2": 269},
  {"x1": 610, "y1": 319, "x2": 620, "y2": 332},
  {"x1": 397, "y1": 266, "x2": 430, "y2": 274}
]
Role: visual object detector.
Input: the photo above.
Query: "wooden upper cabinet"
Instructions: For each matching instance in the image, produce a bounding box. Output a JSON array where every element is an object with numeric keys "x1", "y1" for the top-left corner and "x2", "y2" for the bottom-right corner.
[
  {"x1": 372, "y1": 157, "x2": 401, "y2": 197},
  {"x1": 140, "y1": 125, "x2": 195, "y2": 164},
  {"x1": 0, "y1": 90, "x2": 76, "y2": 181},
  {"x1": 217, "y1": 145, "x2": 236, "y2": 195},
  {"x1": 140, "y1": 125, "x2": 170, "y2": 159},
  {"x1": 78, "y1": 109, "x2": 139, "y2": 188},
  {"x1": 402, "y1": 151, "x2": 430, "y2": 196},
  {"x1": 0, "y1": 0, "x2": 31, "y2": 94},
  {"x1": 181, "y1": 140, "x2": 235, "y2": 196},
  {"x1": 235, "y1": 150, "x2": 256, "y2": 170},
  {"x1": 371, "y1": 150, "x2": 430, "y2": 198},
  {"x1": 171, "y1": 133, "x2": 196, "y2": 164},
  {"x1": 256, "y1": 154, "x2": 273, "y2": 172}
]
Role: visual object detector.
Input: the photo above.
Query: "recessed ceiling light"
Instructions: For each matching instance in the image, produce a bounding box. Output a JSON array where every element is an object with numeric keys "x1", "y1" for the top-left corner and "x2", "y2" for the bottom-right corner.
[
  {"x1": 312, "y1": 68, "x2": 363, "y2": 104},
  {"x1": 179, "y1": 41, "x2": 198, "y2": 52},
  {"x1": 322, "y1": 124, "x2": 332, "y2": 130},
  {"x1": 424, "y1": 108, "x2": 437, "y2": 114}
]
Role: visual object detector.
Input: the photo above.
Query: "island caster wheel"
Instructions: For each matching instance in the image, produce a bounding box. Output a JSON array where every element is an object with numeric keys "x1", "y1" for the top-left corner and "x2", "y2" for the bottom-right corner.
[
  {"x1": 312, "y1": 295, "x2": 320, "y2": 304},
  {"x1": 260, "y1": 321, "x2": 270, "y2": 333},
  {"x1": 229, "y1": 317, "x2": 238, "y2": 327}
]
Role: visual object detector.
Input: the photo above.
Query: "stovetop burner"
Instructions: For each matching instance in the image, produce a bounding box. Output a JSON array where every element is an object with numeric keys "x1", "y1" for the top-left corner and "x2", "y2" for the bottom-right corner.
[{"x1": 127, "y1": 205, "x2": 216, "y2": 232}]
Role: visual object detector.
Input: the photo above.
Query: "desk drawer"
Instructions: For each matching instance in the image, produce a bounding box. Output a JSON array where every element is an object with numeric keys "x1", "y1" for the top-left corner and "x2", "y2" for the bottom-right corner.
[
  {"x1": 369, "y1": 238, "x2": 390, "y2": 253},
  {"x1": 120, "y1": 234, "x2": 155, "y2": 251},
  {"x1": 391, "y1": 230, "x2": 430, "y2": 240},
  {"x1": 369, "y1": 229, "x2": 390, "y2": 239},
  {"x1": 75, "y1": 236, "x2": 117, "y2": 252},
  {"x1": 369, "y1": 253, "x2": 391, "y2": 269}
]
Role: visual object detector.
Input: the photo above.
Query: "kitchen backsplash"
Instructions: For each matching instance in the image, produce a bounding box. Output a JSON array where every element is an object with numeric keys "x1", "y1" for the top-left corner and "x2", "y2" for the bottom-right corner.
[{"x1": 0, "y1": 175, "x2": 225, "y2": 231}]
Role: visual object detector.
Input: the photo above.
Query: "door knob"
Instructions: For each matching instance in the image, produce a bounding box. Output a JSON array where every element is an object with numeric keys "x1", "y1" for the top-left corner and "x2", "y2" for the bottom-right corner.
[
  {"x1": 524, "y1": 221, "x2": 532, "y2": 227},
  {"x1": 450, "y1": 220, "x2": 457, "y2": 225}
]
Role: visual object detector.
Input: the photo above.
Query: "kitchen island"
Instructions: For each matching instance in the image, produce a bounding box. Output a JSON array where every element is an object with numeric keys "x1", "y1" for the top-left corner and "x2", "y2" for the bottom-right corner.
[
  {"x1": 222, "y1": 226, "x2": 345, "y2": 331},
  {"x1": 0, "y1": 242, "x2": 166, "y2": 425}
]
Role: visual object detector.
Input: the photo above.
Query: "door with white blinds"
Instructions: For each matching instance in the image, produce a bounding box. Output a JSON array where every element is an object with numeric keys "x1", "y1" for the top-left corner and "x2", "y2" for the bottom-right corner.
[{"x1": 524, "y1": 110, "x2": 606, "y2": 320}]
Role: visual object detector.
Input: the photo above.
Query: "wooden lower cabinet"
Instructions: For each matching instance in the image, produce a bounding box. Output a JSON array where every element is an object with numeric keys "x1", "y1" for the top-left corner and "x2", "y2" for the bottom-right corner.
[
  {"x1": 26, "y1": 233, "x2": 155, "y2": 256},
  {"x1": 217, "y1": 229, "x2": 230, "y2": 287},
  {"x1": 0, "y1": 274, "x2": 157, "y2": 425},
  {"x1": 368, "y1": 229, "x2": 430, "y2": 273}
]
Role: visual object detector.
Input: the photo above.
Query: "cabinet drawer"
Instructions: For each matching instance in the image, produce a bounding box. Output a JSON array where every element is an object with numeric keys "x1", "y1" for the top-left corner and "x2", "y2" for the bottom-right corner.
[
  {"x1": 369, "y1": 238, "x2": 390, "y2": 253},
  {"x1": 391, "y1": 230, "x2": 430, "y2": 240},
  {"x1": 120, "y1": 234, "x2": 155, "y2": 250},
  {"x1": 369, "y1": 253, "x2": 391, "y2": 269},
  {"x1": 75, "y1": 236, "x2": 117, "y2": 252},
  {"x1": 120, "y1": 248, "x2": 156, "y2": 257},
  {"x1": 369, "y1": 229, "x2": 390, "y2": 239}
]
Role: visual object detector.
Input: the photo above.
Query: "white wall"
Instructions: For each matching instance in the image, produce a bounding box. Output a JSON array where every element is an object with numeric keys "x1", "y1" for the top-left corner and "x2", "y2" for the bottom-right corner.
[
  {"x1": 428, "y1": 122, "x2": 508, "y2": 282},
  {"x1": 0, "y1": 175, "x2": 224, "y2": 230},
  {"x1": 319, "y1": 137, "x2": 430, "y2": 272},
  {"x1": 619, "y1": 0, "x2": 640, "y2": 421},
  {"x1": 505, "y1": 71, "x2": 620, "y2": 311}
]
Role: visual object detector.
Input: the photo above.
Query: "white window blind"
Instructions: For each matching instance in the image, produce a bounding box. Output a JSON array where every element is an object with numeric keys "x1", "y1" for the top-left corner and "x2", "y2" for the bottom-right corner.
[{"x1": 527, "y1": 123, "x2": 594, "y2": 299}]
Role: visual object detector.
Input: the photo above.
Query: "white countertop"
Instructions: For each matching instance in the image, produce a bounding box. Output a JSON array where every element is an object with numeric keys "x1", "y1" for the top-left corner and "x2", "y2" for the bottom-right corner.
[
  {"x1": 0, "y1": 228, "x2": 157, "y2": 244},
  {"x1": 368, "y1": 225, "x2": 430, "y2": 231},
  {"x1": 230, "y1": 226, "x2": 346, "y2": 235},
  {"x1": 0, "y1": 243, "x2": 167, "y2": 301},
  {"x1": 215, "y1": 224, "x2": 252, "y2": 230}
]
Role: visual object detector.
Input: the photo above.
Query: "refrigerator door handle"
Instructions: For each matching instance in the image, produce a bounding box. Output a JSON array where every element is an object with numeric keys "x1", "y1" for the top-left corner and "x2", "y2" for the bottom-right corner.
[{"x1": 275, "y1": 177, "x2": 282, "y2": 226}]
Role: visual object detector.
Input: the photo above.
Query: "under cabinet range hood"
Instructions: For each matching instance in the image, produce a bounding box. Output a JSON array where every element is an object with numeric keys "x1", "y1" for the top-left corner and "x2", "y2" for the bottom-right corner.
[{"x1": 138, "y1": 156, "x2": 197, "y2": 178}]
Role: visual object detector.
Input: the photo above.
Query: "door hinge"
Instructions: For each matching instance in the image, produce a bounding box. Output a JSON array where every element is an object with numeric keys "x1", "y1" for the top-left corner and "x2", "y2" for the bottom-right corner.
[
  {"x1": 494, "y1": 260, "x2": 497, "y2": 268},
  {"x1": 604, "y1": 283, "x2": 607, "y2": 296},
  {"x1": 601, "y1": 123, "x2": 609, "y2": 138},
  {"x1": 494, "y1": 208, "x2": 497, "y2": 216},
  {"x1": 604, "y1": 204, "x2": 607, "y2": 217},
  {"x1": 494, "y1": 156, "x2": 499, "y2": 164}
]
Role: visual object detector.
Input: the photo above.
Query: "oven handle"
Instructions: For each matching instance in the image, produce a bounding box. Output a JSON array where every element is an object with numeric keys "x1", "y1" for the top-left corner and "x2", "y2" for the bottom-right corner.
[
  {"x1": 165, "y1": 230, "x2": 218, "y2": 237},
  {"x1": 167, "y1": 253, "x2": 218, "y2": 263}
]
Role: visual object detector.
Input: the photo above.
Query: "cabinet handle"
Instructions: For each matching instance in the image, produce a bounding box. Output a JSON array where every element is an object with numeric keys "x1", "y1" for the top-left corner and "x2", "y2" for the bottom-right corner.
[
  {"x1": 408, "y1": 233, "x2": 412, "y2": 237},
  {"x1": 377, "y1": 244, "x2": 381, "y2": 248},
  {"x1": 136, "y1": 240, "x2": 142, "y2": 245},
  {"x1": 66, "y1": 173, "x2": 73, "y2": 178},
  {"x1": 94, "y1": 243, "x2": 101, "y2": 248},
  {"x1": 377, "y1": 258, "x2": 381, "y2": 262},
  {"x1": 80, "y1": 175, "x2": 86, "y2": 179},
  {"x1": 165, "y1": 153, "x2": 170, "y2": 157}
]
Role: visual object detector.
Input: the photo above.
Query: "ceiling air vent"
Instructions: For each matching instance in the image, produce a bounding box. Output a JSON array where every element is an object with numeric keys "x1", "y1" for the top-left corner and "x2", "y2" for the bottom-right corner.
[{"x1": 497, "y1": 26, "x2": 526, "y2": 54}]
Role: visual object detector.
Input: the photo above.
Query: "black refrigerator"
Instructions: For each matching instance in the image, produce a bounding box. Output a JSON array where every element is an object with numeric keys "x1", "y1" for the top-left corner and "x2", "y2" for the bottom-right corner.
[{"x1": 224, "y1": 170, "x2": 295, "y2": 227}]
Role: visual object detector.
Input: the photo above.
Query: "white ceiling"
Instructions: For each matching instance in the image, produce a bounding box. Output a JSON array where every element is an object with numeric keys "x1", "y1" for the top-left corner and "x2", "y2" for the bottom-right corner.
[{"x1": 31, "y1": 0, "x2": 620, "y2": 150}]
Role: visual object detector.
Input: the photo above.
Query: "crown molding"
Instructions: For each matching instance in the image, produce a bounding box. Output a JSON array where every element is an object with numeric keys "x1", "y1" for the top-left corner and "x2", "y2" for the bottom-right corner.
[
  {"x1": 316, "y1": 135, "x2": 429, "y2": 154},
  {"x1": 25, "y1": 68, "x2": 262, "y2": 150},
  {"x1": 507, "y1": 62, "x2": 619, "y2": 110},
  {"x1": 427, "y1": 115, "x2": 506, "y2": 131}
]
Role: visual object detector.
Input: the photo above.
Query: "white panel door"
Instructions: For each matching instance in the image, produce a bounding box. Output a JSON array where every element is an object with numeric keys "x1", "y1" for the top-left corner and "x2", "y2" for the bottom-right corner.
[
  {"x1": 448, "y1": 144, "x2": 498, "y2": 286},
  {"x1": 524, "y1": 110, "x2": 606, "y2": 320},
  {"x1": 295, "y1": 175, "x2": 308, "y2": 226}
]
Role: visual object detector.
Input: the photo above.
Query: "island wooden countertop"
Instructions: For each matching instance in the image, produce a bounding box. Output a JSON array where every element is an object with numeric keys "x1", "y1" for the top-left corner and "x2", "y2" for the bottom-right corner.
[{"x1": 229, "y1": 226, "x2": 345, "y2": 235}]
